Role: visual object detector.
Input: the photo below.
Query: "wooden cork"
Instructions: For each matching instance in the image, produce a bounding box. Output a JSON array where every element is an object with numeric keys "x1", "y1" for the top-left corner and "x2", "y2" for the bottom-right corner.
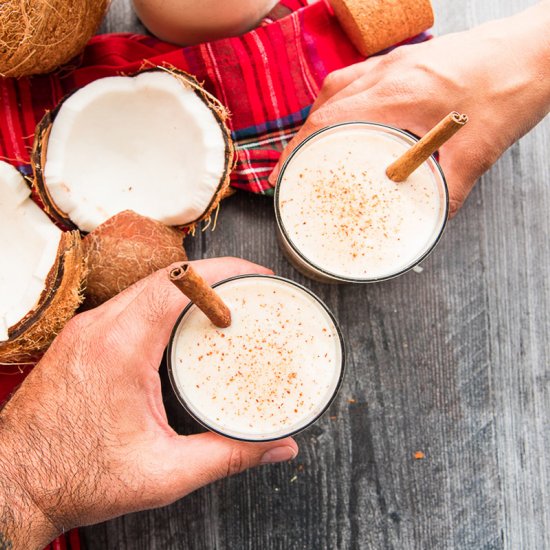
[{"x1": 329, "y1": 0, "x2": 434, "y2": 57}]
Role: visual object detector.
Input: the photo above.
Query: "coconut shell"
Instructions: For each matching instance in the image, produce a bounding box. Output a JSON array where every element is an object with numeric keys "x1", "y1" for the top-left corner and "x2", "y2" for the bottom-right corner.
[
  {"x1": 329, "y1": 0, "x2": 434, "y2": 57},
  {"x1": 82, "y1": 210, "x2": 188, "y2": 309},
  {"x1": 163, "y1": 67, "x2": 236, "y2": 230},
  {"x1": 31, "y1": 66, "x2": 236, "y2": 233},
  {"x1": 0, "y1": 0, "x2": 109, "y2": 78},
  {"x1": 31, "y1": 108, "x2": 73, "y2": 230},
  {"x1": 0, "y1": 231, "x2": 86, "y2": 365}
]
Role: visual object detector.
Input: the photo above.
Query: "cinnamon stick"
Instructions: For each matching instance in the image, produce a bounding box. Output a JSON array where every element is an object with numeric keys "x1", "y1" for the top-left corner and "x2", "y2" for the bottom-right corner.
[
  {"x1": 169, "y1": 263, "x2": 231, "y2": 328},
  {"x1": 386, "y1": 112, "x2": 468, "y2": 182}
]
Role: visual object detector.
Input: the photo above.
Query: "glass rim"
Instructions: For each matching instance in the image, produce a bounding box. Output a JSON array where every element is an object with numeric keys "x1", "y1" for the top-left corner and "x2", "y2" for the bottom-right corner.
[
  {"x1": 166, "y1": 273, "x2": 346, "y2": 442},
  {"x1": 274, "y1": 121, "x2": 450, "y2": 283}
]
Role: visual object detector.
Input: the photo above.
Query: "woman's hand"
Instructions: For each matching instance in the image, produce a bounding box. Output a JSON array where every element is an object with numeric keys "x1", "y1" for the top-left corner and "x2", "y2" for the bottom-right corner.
[
  {"x1": 271, "y1": 1, "x2": 550, "y2": 217},
  {"x1": 0, "y1": 258, "x2": 298, "y2": 549}
]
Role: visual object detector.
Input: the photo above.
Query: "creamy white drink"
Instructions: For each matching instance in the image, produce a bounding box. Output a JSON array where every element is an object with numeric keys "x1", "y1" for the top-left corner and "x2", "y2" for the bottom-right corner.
[
  {"x1": 275, "y1": 122, "x2": 448, "y2": 282},
  {"x1": 169, "y1": 275, "x2": 344, "y2": 441}
]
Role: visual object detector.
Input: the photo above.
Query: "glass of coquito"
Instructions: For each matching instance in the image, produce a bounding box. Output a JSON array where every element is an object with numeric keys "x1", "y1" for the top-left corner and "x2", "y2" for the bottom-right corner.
[
  {"x1": 168, "y1": 273, "x2": 345, "y2": 441},
  {"x1": 275, "y1": 120, "x2": 457, "y2": 283}
]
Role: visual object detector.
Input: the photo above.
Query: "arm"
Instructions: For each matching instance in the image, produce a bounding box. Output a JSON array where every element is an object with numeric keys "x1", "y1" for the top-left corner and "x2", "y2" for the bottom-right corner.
[
  {"x1": 0, "y1": 446, "x2": 56, "y2": 549},
  {"x1": 0, "y1": 258, "x2": 298, "y2": 549},
  {"x1": 272, "y1": 1, "x2": 550, "y2": 217}
]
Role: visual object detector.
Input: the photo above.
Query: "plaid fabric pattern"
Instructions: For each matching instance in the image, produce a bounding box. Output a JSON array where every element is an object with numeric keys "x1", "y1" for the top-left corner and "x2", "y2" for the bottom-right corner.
[{"x1": 0, "y1": 0, "x2": 428, "y2": 195}]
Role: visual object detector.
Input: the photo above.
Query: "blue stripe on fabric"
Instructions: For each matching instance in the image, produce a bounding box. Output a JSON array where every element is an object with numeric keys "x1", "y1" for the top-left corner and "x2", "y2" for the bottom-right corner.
[{"x1": 233, "y1": 105, "x2": 312, "y2": 141}]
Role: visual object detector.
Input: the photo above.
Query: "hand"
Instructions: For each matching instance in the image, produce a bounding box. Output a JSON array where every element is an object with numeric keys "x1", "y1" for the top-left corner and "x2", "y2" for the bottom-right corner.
[
  {"x1": 271, "y1": 1, "x2": 550, "y2": 217},
  {"x1": 0, "y1": 258, "x2": 298, "y2": 549}
]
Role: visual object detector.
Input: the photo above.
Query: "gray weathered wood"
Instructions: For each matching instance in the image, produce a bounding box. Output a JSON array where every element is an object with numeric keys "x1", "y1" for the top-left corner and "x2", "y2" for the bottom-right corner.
[{"x1": 83, "y1": 1, "x2": 549, "y2": 548}]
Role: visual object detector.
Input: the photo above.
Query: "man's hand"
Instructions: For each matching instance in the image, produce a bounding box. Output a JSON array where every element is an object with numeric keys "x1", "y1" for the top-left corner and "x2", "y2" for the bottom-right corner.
[
  {"x1": 271, "y1": 1, "x2": 550, "y2": 217},
  {"x1": 0, "y1": 258, "x2": 298, "y2": 549}
]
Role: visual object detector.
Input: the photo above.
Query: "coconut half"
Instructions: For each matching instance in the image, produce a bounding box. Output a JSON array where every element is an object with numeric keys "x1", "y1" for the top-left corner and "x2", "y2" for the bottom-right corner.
[
  {"x1": 0, "y1": 161, "x2": 85, "y2": 364},
  {"x1": 33, "y1": 68, "x2": 235, "y2": 233}
]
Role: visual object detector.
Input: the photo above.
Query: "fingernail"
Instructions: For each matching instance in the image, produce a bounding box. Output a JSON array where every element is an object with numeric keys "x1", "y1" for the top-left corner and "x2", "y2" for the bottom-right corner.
[
  {"x1": 268, "y1": 165, "x2": 280, "y2": 186},
  {"x1": 260, "y1": 445, "x2": 297, "y2": 464}
]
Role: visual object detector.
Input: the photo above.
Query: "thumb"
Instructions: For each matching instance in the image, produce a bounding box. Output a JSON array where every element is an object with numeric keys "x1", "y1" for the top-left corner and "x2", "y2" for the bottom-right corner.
[
  {"x1": 438, "y1": 136, "x2": 486, "y2": 219},
  {"x1": 113, "y1": 258, "x2": 273, "y2": 360},
  {"x1": 167, "y1": 432, "x2": 299, "y2": 495}
]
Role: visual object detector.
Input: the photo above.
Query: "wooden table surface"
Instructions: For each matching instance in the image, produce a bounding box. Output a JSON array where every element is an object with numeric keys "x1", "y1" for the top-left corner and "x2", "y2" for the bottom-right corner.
[{"x1": 87, "y1": 1, "x2": 549, "y2": 548}]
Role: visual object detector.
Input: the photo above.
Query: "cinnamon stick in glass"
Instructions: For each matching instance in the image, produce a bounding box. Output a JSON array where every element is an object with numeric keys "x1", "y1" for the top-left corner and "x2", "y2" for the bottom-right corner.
[
  {"x1": 169, "y1": 263, "x2": 231, "y2": 328},
  {"x1": 386, "y1": 112, "x2": 468, "y2": 182}
]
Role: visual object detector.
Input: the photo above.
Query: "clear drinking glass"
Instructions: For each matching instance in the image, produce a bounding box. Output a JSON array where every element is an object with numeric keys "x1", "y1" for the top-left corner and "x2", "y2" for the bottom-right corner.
[
  {"x1": 274, "y1": 122, "x2": 449, "y2": 283},
  {"x1": 167, "y1": 274, "x2": 345, "y2": 442}
]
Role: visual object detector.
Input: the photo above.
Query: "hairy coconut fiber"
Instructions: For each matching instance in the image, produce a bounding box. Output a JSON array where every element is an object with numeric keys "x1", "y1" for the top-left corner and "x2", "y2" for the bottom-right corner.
[
  {"x1": 82, "y1": 210, "x2": 188, "y2": 309},
  {"x1": 0, "y1": 0, "x2": 109, "y2": 78},
  {"x1": 0, "y1": 231, "x2": 86, "y2": 365}
]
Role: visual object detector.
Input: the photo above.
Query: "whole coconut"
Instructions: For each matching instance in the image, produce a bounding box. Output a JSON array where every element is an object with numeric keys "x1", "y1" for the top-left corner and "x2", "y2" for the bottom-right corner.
[
  {"x1": 82, "y1": 210, "x2": 188, "y2": 309},
  {"x1": 0, "y1": 0, "x2": 109, "y2": 78}
]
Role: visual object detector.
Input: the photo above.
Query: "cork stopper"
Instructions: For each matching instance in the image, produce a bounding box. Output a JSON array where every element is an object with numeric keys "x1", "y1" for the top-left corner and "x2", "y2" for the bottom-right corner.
[{"x1": 329, "y1": 0, "x2": 434, "y2": 57}]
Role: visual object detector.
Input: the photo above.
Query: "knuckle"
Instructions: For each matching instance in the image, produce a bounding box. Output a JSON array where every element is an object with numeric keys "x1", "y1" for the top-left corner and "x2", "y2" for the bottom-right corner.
[
  {"x1": 225, "y1": 446, "x2": 248, "y2": 477},
  {"x1": 321, "y1": 69, "x2": 345, "y2": 92},
  {"x1": 308, "y1": 106, "x2": 339, "y2": 129},
  {"x1": 448, "y1": 198, "x2": 463, "y2": 219},
  {"x1": 62, "y1": 312, "x2": 89, "y2": 338},
  {"x1": 383, "y1": 46, "x2": 408, "y2": 65}
]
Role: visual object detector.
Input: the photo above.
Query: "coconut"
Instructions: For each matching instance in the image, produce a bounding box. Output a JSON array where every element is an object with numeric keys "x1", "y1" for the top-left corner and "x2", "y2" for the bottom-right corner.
[
  {"x1": 32, "y1": 68, "x2": 235, "y2": 233},
  {"x1": 0, "y1": 0, "x2": 109, "y2": 78},
  {"x1": 83, "y1": 210, "x2": 188, "y2": 309},
  {"x1": 0, "y1": 161, "x2": 86, "y2": 365}
]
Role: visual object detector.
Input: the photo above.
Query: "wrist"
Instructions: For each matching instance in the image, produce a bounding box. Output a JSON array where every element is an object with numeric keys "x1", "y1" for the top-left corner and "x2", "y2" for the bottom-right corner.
[{"x1": 0, "y1": 420, "x2": 59, "y2": 549}]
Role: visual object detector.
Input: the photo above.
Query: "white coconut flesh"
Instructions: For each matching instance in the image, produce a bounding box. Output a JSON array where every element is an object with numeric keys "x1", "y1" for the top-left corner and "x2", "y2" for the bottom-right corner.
[
  {"x1": 44, "y1": 71, "x2": 228, "y2": 232},
  {"x1": 0, "y1": 162, "x2": 62, "y2": 341}
]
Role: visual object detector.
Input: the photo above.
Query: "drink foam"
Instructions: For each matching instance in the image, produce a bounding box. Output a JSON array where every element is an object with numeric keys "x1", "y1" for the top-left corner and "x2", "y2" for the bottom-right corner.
[
  {"x1": 170, "y1": 276, "x2": 343, "y2": 440},
  {"x1": 278, "y1": 125, "x2": 444, "y2": 280}
]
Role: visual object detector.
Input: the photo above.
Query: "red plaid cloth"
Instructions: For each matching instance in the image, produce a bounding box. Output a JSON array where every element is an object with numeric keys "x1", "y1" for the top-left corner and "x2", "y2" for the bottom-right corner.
[
  {"x1": 0, "y1": 1, "x2": 429, "y2": 547},
  {"x1": 0, "y1": 0, "x2": 429, "y2": 194}
]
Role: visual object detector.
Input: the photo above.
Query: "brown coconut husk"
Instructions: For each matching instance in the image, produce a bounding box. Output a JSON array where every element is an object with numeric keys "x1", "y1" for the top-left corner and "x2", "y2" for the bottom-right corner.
[
  {"x1": 31, "y1": 108, "x2": 72, "y2": 229},
  {"x1": 0, "y1": 0, "x2": 109, "y2": 78},
  {"x1": 82, "y1": 210, "x2": 188, "y2": 309},
  {"x1": 0, "y1": 231, "x2": 86, "y2": 365},
  {"x1": 32, "y1": 66, "x2": 236, "y2": 233}
]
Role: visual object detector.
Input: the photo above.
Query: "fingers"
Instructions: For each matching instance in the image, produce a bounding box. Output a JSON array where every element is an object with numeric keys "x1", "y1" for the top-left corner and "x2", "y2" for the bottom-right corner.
[
  {"x1": 163, "y1": 432, "x2": 298, "y2": 496},
  {"x1": 189, "y1": 257, "x2": 273, "y2": 283},
  {"x1": 90, "y1": 274, "x2": 151, "y2": 319},
  {"x1": 268, "y1": 58, "x2": 394, "y2": 186},
  {"x1": 269, "y1": 91, "x2": 411, "y2": 186},
  {"x1": 98, "y1": 257, "x2": 274, "y2": 319},
  {"x1": 310, "y1": 58, "x2": 382, "y2": 114},
  {"x1": 112, "y1": 258, "x2": 273, "y2": 363},
  {"x1": 438, "y1": 128, "x2": 491, "y2": 218}
]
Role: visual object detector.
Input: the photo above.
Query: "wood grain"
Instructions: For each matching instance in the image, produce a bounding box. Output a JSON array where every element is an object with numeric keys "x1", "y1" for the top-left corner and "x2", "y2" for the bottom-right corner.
[{"x1": 84, "y1": 1, "x2": 550, "y2": 548}]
